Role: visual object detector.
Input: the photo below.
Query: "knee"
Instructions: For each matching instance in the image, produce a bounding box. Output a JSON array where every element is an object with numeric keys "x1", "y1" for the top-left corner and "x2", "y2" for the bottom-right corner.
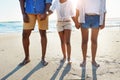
[
  {"x1": 41, "y1": 33, "x2": 46, "y2": 37},
  {"x1": 22, "y1": 32, "x2": 30, "y2": 39},
  {"x1": 40, "y1": 31, "x2": 46, "y2": 38},
  {"x1": 66, "y1": 41, "x2": 70, "y2": 46},
  {"x1": 82, "y1": 39, "x2": 88, "y2": 45},
  {"x1": 61, "y1": 41, "x2": 64, "y2": 45},
  {"x1": 91, "y1": 39, "x2": 97, "y2": 45}
]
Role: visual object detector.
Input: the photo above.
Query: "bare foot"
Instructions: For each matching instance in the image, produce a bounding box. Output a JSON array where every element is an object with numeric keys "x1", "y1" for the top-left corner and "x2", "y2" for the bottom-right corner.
[
  {"x1": 68, "y1": 60, "x2": 72, "y2": 65},
  {"x1": 80, "y1": 61, "x2": 86, "y2": 67},
  {"x1": 20, "y1": 59, "x2": 30, "y2": 65},
  {"x1": 41, "y1": 60, "x2": 48, "y2": 66},
  {"x1": 60, "y1": 58, "x2": 66, "y2": 63},
  {"x1": 92, "y1": 61, "x2": 100, "y2": 67}
]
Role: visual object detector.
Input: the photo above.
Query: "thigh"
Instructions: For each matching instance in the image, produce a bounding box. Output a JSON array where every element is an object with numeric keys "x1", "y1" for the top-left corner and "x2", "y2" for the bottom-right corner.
[
  {"x1": 81, "y1": 28, "x2": 89, "y2": 42},
  {"x1": 22, "y1": 30, "x2": 32, "y2": 37},
  {"x1": 91, "y1": 15, "x2": 100, "y2": 28},
  {"x1": 91, "y1": 28, "x2": 99, "y2": 41},
  {"x1": 81, "y1": 15, "x2": 91, "y2": 28},
  {"x1": 57, "y1": 22, "x2": 64, "y2": 32},
  {"x1": 39, "y1": 30, "x2": 46, "y2": 37},
  {"x1": 58, "y1": 31, "x2": 64, "y2": 42},
  {"x1": 64, "y1": 22, "x2": 72, "y2": 31},
  {"x1": 23, "y1": 14, "x2": 36, "y2": 30},
  {"x1": 37, "y1": 15, "x2": 48, "y2": 30},
  {"x1": 64, "y1": 29, "x2": 71, "y2": 43}
]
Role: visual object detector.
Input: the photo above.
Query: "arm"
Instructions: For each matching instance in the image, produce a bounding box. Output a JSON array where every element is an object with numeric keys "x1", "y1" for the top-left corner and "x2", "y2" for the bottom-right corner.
[
  {"x1": 47, "y1": 10, "x2": 53, "y2": 16},
  {"x1": 45, "y1": 3, "x2": 51, "y2": 13},
  {"x1": 99, "y1": 13, "x2": 106, "y2": 29},
  {"x1": 46, "y1": 3, "x2": 53, "y2": 16},
  {"x1": 72, "y1": 17, "x2": 79, "y2": 29},
  {"x1": 73, "y1": 9, "x2": 80, "y2": 29},
  {"x1": 48, "y1": 0, "x2": 57, "y2": 15},
  {"x1": 40, "y1": 2, "x2": 52, "y2": 20},
  {"x1": 99, "y1": 0, "x2": 106, "y2": 29},
  {"x1": 19, "y1": 0, "x2": 29, "y2": 22},
  {"x1": 69, "y1": 0, "x2": 80, "y2": 29}
]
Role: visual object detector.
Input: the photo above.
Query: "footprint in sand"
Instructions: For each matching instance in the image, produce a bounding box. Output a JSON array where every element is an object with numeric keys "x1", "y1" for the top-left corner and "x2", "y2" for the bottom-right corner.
[
  {"x1": 0, "y1": 49, "x2": 4, "y2": 54},
  {"x1": 109, "y1": 72, "x2": 114, "y2": 74},
  {"x1": 116, "y1": 41, "x2": 120, "y2": 42},
  {"x1": 104, "y1": 60, "x2": 110, "y2": 64},
  {"x1": 0, "y1": 49, "x2": 4, "y2": 51}
]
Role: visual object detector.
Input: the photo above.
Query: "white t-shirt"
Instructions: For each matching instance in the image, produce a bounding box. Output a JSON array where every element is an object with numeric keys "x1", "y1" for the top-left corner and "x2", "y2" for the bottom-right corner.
[
  {"x1": 76, "y1": 0, "x2": 106, "y2": 25},
  {"x1": 50, "y1": 0, "x2": 75, "y2": 21},
  {"x1": 84, "y1": 0, "x2": 101, "y2": 14}
]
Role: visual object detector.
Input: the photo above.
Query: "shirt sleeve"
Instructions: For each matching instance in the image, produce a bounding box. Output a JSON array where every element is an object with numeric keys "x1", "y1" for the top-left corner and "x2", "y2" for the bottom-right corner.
[
  {"x1": 46, "y1": 0, "x2": 52, "y2": 3},
  {"x1": 69, "y1": 1, "x2": 76, "y2": 17},
  {"x1": 76, "y1": 0, "x2": 82, "y2": 10},
  {"x1": 103, "y1": 0, "x2": 106, "y2": 12},
  {"x1": 49, "y1": 0, "x2": 57, "y2": 12}
]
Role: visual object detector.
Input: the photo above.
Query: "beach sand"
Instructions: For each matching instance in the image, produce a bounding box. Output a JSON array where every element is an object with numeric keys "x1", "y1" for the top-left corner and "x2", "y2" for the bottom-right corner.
[{"x1": 0, "y1": 28, "x2": 120, "y2": 80}]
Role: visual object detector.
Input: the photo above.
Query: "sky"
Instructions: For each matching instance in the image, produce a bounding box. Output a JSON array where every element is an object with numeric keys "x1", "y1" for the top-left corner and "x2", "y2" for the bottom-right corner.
[{"x1": 0, "y1": 0, "x2": 120, "y2": 21}]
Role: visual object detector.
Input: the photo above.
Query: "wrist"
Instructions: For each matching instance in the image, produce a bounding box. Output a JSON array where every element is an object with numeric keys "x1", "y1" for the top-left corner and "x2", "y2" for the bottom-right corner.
[{"x1": 46, "y1": 11, "x2": 49, "y2": 15}]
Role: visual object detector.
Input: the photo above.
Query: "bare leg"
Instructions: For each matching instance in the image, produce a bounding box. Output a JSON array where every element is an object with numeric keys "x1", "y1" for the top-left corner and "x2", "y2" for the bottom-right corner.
[
  {"x1": 58, "y1": 31, "x2": 66, "y2": 61},
  {"x1": 21, "y1": 30, "x2": 31, "y2": 64},
  {"x1": 80, "y1": 28, "x2": 89, "y2": 66},
  {"x1": 39, "y1": 30, "x2": 47, "y2": 61},
  {"x1": 64, "y1": 29, "x2": 71, "y2": 63},
  {"x1": 39, "y1": 30, "x2": 48, "y2": 66},
  {"x1": 91, "y1": 28, "x2": 100, "y2": 67}
]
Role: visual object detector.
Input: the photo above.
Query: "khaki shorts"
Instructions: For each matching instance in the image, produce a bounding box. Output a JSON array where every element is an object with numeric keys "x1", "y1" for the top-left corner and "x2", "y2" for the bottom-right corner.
[
  {"x1": 23, "y1": 14, "x2": 48, "y2": 30},
  {"x1": 57, "y1": 21, "x2": 72, "y2": 32}
]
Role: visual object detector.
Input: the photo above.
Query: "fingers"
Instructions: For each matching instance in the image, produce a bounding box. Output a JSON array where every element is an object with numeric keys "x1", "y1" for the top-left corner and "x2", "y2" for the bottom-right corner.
[
  {"x1": 23, "y1": 14, "x2": 29, "y2": 23},
  {"x1": 39, "y1": 14, "x2": 47, "y2": 21},
  {"x1": 75, "y1": 23, "x2": 81, "y2": 29},
  {"x1": 99, "y1": 25, "x2": 105, "y2": 30}
]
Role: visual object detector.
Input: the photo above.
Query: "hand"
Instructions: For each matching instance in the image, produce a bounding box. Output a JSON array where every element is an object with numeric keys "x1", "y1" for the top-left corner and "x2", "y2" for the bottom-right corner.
[
  {"x1": 39, "y1": 13, "x2": 47, "y2": 21},
  {"x1": 75, "y1": 22, "x2": 81, "y2": 29},
  {"x1": 23, "y1": 13, "x2": 29, "y2": 23},
  {"x1": 99, "y1": 24, "x2": 105, "y2": 30},
  {"x1": 47, "y1": 10, "x2": 53, "y2": 16}
]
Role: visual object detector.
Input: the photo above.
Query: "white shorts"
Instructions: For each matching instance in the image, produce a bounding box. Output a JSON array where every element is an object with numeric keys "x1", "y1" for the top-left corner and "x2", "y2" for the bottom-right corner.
[{"x1": 57, "y1": 21, "x2": 72, "y2": 32}]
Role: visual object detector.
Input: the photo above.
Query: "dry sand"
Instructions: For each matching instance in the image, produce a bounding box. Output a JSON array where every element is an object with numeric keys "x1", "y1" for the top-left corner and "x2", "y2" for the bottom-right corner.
[{"x1": 0, "y1": 28, "x2": 120, "y2": 80}]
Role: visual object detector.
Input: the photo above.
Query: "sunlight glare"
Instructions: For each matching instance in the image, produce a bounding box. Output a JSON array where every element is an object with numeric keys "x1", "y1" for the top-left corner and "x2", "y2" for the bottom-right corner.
[{"x1": 70, "y1": 0, "x2": 78, "y2": 8}]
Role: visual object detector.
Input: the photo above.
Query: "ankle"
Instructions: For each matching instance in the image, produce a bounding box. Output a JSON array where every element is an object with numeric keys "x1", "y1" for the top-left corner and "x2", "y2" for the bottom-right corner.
[
  {"x1": 67, "y1": 57, "x2": 71, "y2": 61},
  {"x1": 83, "y1": 60, "x2": 86, "y2": 63},
  {"x1": 92, "y1": 60, "x2": 96, "y2": 63},
  {"x1": 25, "y1": 57, "x2": 29, "y2": 60}
]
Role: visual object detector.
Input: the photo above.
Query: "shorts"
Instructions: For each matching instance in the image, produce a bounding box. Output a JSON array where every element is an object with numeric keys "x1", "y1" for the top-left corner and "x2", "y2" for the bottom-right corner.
[
  {"x1": 81, "y1": 14, "x2": 100, "y2": 28},
  {"x1": 57, "y1": 21, "x2": 72, "y2": 32},
  {"x1": 23, "y1": 14, "x2": 48, "y2": 30}
]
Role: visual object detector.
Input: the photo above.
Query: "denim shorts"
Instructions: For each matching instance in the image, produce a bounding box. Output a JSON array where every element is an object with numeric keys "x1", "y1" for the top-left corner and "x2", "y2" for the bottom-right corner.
[{"x1": 81, "y1": 14, "x2": 100, "y2": 28}]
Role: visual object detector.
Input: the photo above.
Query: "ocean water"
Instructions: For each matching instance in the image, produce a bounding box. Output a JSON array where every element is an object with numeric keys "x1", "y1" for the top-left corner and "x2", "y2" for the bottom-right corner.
[
  {"x1": 0, "y1": 19, "x2": 120, "y2": 34},
  {"x1": 0, "y1": 20, "x2": 57, "y2": 33}
]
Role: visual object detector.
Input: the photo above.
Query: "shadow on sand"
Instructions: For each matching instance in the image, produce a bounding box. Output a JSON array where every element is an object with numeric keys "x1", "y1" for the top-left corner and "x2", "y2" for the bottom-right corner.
[
  {"x1": 81, "y1": 66, "x2": 86, "y2": 80},
  {"x1": 59, "y1": 64, "x2": 71, "y2": 80},
  {"x1": 1, "y1": 63, "x2": 24, "y2": 80},
  {"x1": 50, "y1": 62, "x2": 65, "y2": 80},
  {"x1": 92, "y1": 65, "x2": 98, "y2": 80},
  {"x1": 50, "y1": 61, "x2": 71, "y2": 80},
  {"x1": 81, "y1": 65, "x2": 98, "y2": 80},
  {"x1": 1, "y1": 61, "x2": 45, "y2": 80},
  {"x1": 22, "y1": 61, "x2": 44, "y2": 80}
]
